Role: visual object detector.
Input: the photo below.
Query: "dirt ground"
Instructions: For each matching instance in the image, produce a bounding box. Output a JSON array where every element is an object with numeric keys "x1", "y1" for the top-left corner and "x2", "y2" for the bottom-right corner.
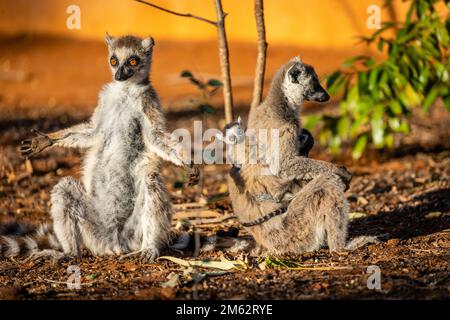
[{"x1": 0, "y1": 36, "x2": 449, "y2": 300}]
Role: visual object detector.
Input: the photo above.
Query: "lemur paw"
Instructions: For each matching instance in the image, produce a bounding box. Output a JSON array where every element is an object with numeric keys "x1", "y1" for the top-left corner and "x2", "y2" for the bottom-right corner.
[
  {"x1": 185, "y1": 163, "x2": 200, "y2": 186},
  {"x1": 19, "y1": 129, "x2": 53, "y2": 159},
  {"x1": 335, "y1": 165, "x2": 352, "y2": 191}
]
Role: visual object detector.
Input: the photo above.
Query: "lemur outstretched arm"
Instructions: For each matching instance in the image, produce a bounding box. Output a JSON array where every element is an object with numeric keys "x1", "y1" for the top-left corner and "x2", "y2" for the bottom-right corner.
[
  {"x1": 141, "y1": 106, "x2": 186, "y2": 167},
  {"x1": 20, "y1": 122, "x2": 97, "y2": 158},
  {"x1": 48, "y1": 122, "x2": 97, "y2": 148}
]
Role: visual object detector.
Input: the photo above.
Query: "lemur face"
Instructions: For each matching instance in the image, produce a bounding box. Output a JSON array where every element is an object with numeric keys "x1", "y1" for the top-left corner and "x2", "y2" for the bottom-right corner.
[
  {"x1": 222, "y1": 116, "x2": 246, "y2": 145},
  {"x1": 298, "y1": 128, "x2": 314, "y2": 157},
  {"x1": 105, "y1": 33, "x2": 154, "y2": 83},
  {"x1": 283, "y1": 57, "x2": 330, "y2": 105}
]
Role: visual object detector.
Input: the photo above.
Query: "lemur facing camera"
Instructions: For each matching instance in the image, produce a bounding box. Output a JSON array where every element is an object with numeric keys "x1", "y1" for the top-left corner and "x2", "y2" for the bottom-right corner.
[
  {"x1": 227, "y1": 57, "x2": 377, "y2": 255},
  {"x1": 5, "y1": 34, "x2": 196, "y2": 262}
]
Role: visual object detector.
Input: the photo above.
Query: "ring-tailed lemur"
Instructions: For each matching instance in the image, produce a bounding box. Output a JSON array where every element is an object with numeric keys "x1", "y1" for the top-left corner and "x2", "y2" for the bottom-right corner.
[
  {"x1": 7, "y1": 34, "x2": 193, "y2": 261},
  {"x1": 222, "y1": 116, "x2": 315, "y2": 200},
  {"x1": 227, "y1": 57, "x2": 377, "y2": 255},
  {"x1": 168, "y1": 116, "x2": 315, "y2": 255}
]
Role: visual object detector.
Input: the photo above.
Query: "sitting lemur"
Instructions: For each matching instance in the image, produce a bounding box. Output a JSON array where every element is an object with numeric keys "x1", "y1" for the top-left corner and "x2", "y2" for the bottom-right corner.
[
  {"x1": 2, "y1": 34, "x2": 198, "y2": 261},
  {"x1": 226, "y1": 57, "x2": 378, "y2": 255}
]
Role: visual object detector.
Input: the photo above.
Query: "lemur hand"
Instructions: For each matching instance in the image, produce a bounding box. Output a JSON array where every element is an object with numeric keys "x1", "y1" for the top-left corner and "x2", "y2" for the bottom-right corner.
[
  {"x1": 334, "y1": 165, "x2": 352, "y2": 191},
  {"x1": 185, "y1": 163, "x2": 200, "y2": 186},
  {"x1": 19, "y1": 129, "x2": 54, "y2": 159}
]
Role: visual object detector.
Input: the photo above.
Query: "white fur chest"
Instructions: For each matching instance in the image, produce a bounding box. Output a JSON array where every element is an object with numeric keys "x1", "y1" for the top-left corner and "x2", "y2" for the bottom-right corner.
[
  {"x1": 91, "y1": 82, "x2": 147, "y2": 168},
  {"x1": 97, "y1": 82, "x2": 144, "y2": 127}
]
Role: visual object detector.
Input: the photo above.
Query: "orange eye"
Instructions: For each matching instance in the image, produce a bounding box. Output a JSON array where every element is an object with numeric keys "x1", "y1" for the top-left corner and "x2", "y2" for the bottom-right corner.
[
  {"x1": 129, "y1": 59, "x2": 137, "y2": 66},
  {"x1": 110, "y1": 57, "x2": 117, "y2": 66}
]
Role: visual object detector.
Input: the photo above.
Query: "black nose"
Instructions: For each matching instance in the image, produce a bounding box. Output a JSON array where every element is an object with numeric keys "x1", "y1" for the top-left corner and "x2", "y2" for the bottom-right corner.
[
  {"x1": 115, "y1": 69, "x2": 125, "y2": 81},
  {"x1": 115, "y1": 67, "x2": 132, "y2": 81},
  {"x1": 318, "y1": 92, "x2": 330, "y2": 102}
]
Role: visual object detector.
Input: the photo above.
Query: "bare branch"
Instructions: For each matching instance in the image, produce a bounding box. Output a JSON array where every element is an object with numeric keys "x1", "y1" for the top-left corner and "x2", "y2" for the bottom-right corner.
[
  {"x1": 251, "y1": 0, "x2": 267, "y2": 110},
  {"x1": 134, "y1": 0, "x2": 217, "y2": 26},
  {"x1": 214, "y1": 0, "x2": 234, "y2": 123}
]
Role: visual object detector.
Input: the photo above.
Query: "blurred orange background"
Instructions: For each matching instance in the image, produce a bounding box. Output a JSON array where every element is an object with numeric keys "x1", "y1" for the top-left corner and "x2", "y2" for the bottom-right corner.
[
  {"x1": 0, "y1": 0, "x2": 413, "y2": 117},
  {"x1": 0, "y1": 0, "x2": 409, "y2": 47}
]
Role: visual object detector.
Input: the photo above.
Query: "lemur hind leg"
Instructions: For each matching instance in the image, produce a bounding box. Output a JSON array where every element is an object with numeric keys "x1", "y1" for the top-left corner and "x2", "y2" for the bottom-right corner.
[
  {"x1": 121, "y1": 167, "x2": 173, "y2": 261},
  {"x1": 50, "y1": 177, "x2": 121, "y2": 257},
  {"x1": 268, "y1": 174, "x2": 348, "y2": 254}
]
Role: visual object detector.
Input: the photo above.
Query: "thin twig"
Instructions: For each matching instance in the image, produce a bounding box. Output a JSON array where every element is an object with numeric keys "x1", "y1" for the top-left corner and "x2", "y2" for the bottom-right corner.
[
  {"x1": 135, "y1": 0, "x2": 235, "y2": 123},
  {"x1": 251, "y1": 0, "x2": 268, "y2": 109},
  {"x1": 214, "y1": 0, "x2": 234, "y2": 123},
  {"x1": 134, "y1": 0, "x2": 217, "y2": 25}
]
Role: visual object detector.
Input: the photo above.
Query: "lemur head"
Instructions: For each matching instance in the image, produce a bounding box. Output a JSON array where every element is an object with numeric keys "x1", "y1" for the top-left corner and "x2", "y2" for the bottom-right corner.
[
  {"x1": 105, "y1": 33, "x2": 154, "y2": 84},
  {"x1": 216, "y1": 116, "x2": 246, "y2": 145},
  {"x1": 281, "y1": 57, "x2": 330, "y2": 108},
  {"x1": 298, "y1": 128, "x2": 314, "y2": 157}
]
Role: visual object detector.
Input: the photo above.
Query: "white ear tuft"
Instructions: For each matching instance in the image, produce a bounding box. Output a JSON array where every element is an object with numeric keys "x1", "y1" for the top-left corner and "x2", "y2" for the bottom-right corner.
[
  {"x1": 237, "y1": 116, "x2": 242, "y2": 124},
  {"x1": 141, "y1": 37, "x2": 155, "y2": 51},
  {"x1": 105, "y1": 32, "x2": 114, "y2": 46},
  {"x1": 290, "y1": 56, "x2": 302, "y2": 64}
]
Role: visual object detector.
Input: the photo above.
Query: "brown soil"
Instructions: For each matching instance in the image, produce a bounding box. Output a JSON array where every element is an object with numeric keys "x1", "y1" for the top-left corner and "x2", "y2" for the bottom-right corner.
[{"x1": 0, "y1": 35, "x2": 449, "y2": 300}]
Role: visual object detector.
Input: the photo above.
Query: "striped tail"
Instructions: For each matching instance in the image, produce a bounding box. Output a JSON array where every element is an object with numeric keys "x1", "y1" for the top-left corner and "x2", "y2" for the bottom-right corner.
[{"x1": 0, "y1": 222, "x2": 62, "y2": 258}]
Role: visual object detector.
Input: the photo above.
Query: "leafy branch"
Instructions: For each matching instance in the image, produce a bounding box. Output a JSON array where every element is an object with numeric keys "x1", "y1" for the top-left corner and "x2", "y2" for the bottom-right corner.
[{"x1": 305, "y1": 0, "x2": 450, "y2": 159}]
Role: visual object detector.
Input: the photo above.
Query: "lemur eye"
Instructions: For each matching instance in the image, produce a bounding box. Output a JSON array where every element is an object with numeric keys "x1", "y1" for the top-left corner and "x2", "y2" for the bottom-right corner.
[
  {"x1": 110, "y1": 57, "x2": 118, "y2": 66},
  {"x1": 129, "y1": 58, "x2": 139, "y2": 66}
]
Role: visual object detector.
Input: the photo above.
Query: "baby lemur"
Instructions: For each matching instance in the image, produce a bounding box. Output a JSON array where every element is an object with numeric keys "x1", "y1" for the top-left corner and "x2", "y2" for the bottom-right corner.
[
  {"x1": 227, "y1": 57, "x2": 376, "y2": 255},
  {"x1": 12, "y1": 34, "x2": 193, "y2": 261}
]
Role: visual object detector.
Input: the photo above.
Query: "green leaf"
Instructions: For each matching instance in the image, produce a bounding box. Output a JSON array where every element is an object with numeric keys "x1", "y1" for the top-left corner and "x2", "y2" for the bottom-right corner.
[
  {"x1": 364, "y1": 58, "x2": 376, "y2": 68},
  {"x1": 388, "y1": 117, "x2": 401, "y2": 132},
  {"x1": 342, "y1": 56, "x2": 369, "y2": 68},
  {"x1": 207, "y1": 79, "x2": 223, "y2": 87},
  {"x1": 303, "y1": 114, "x2": 322, "y2": 131},
  {"x1": 399, "y1": 119, "x2": 410, "y2": 133},
  {"x1": 329, "y1": 135, "x2": 341, "y2": 154},
  {"x1": 326, "y1": 71, "x2": 342, "y2": 88},
  {"x1": 377, "y1": 38, "x2": 386, "y2": 52},
  {"x1": 350, "y1": 116, "x2": 368, "y2": 138},
  {"x1": 198, "y1": 104, "x2": 215, "y2": 114},
  {"x1": 352, "y1": 135, "x2": 368, "y2": 160},
  {"x1": 435, "y1": 61, "x2": 449, "y2": 82},
  {"x1": 327, "y1": 75, "x2": 346, "y2": 95},
  {"x1": 180, "y1": 70, "x2": 193, "y2": 78},
  {"x1": 371, "y1": 104, "x2": 385, "y2": 147},
  {"x1": 346, "y1": 85, "x2": 360, "y2": 112},
  {"x1": 443, "y1": 94, "x2": 450, "y2": 111},
  {"x1": 422, "y1": 85, "x2": 439, "y2": 111},
  {"x1": 337, "y1": 117, "x2": 350, "y2": 139},
  {"x1": 385, "y1": 133, "x2": 394, "y2": 149},
  {"x1": 389, "y1": 100, "x2": 403, "y2": 115}
]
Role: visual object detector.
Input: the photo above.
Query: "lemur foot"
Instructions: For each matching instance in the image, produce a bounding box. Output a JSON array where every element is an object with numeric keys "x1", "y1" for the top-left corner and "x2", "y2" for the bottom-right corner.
[
  {"x1": 23, "y1": 249, "x2": 68, "y2": 263},
  {"x1": 120, "y1": 248, "x2": 159, "y2": 263},
  {"x1": 345, "y1": 236, "x2": 379, "y2": 251}
]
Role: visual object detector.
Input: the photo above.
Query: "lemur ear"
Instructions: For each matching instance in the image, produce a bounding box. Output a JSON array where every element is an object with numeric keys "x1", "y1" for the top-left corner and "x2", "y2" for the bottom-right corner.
[
  {"x1": 141, "y1": 37, "x2": 155, "y2": 52},
  {"x1": 290, "y1": 56, "x2": 302, "y2": 64},
  {"x1": 287, "y1": 64, "x2": 301, "y2": 84},
  {"x1": 105, "y1": 32, "x2": 114, "y2": 46},
  {"x1": 237, "y1": 116, "x2": 242, "y2": 125}
]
